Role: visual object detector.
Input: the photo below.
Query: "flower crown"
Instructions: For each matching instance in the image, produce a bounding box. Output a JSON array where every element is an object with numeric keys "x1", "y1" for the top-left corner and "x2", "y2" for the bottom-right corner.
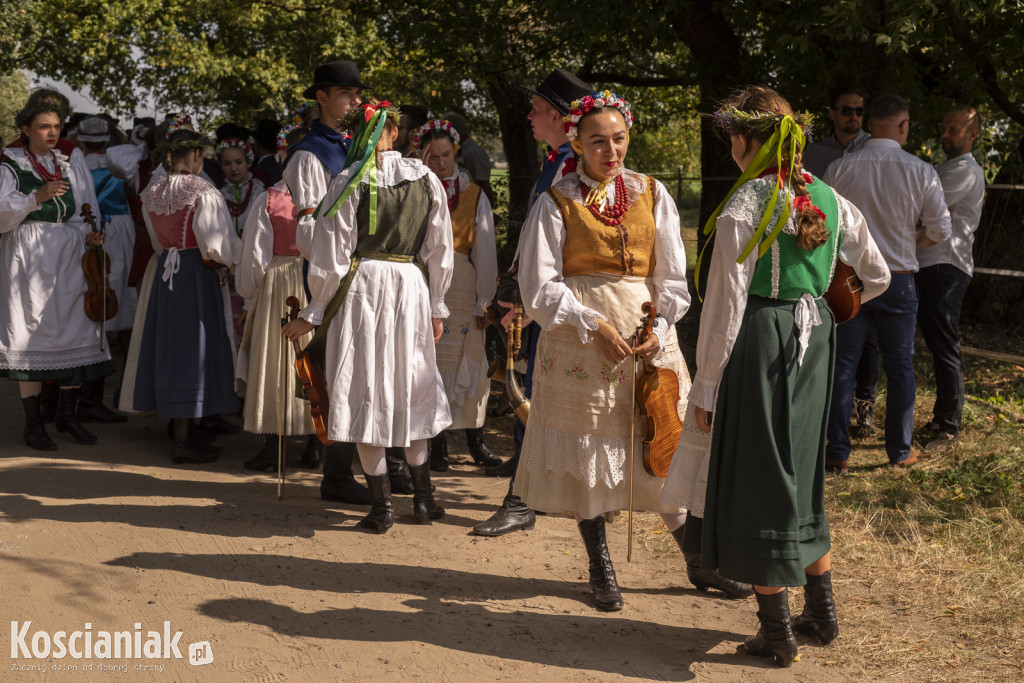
[
  {"x1": 291, "y1": 103, "x2": 313, "y2": 128},
  {"x1": 276, "y1": 124, "x2": 297, "y2": 152},
  {"x1": 166, "y1": 113, "x2": 193, "y2": 139},
  {"x1": 564, "y1": 91, "x2": 634, "y2": 142},
  {"x1": 216, "y1": 137, "x2": 254, "y2": 165},
  {"x1": 712, "y1": 107, "x2": 814, "y2": 142},
  {"x1": 412, "y1": 119, "x2": 460, "y2": 152},
  {"x1": 341, "y1": 101, "x2": 400, "y2": 134}
]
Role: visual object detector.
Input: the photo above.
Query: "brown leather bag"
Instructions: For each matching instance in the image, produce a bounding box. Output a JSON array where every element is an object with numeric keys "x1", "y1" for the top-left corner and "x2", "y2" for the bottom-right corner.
[{"x1": 825, "y1": 261, "x2": 864, "y2": 324}]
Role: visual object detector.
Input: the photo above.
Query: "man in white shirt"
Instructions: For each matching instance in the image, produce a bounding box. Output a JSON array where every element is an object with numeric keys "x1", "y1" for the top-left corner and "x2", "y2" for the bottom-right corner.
[
  {"x1": 824, "y1": 94, "x2": 952, "y2": 469},
  {"x1": 916, "y1": 106, "x2": 984, "y2": 450}
]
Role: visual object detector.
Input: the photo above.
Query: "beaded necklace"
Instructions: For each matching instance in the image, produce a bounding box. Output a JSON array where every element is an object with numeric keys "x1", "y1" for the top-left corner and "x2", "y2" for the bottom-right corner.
[
  {"x1": 26, "y1": 149, "x2": 62, "y2": 183},
  {"x1": 580, "y1": 174, "x2": 630, "y2": 226}
]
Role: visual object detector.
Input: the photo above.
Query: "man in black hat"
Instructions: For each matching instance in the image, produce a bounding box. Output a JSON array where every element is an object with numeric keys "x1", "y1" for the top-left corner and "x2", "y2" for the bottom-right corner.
[{"x1": 472, "y1": 67, "x2": 591, "y2": 537}]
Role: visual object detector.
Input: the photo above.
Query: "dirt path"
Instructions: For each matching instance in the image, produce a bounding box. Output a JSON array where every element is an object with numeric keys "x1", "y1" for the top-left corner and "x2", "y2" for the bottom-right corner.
[{"x1": 1, "y1": 382, "x2": 861, "y2": 682}]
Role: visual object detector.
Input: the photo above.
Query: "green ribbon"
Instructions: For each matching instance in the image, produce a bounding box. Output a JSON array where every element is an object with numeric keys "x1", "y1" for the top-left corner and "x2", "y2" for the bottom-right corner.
[
  {"x1": 694, "y1": 116, "x2": 806, "y2": 301},
  {"x1": 316, "y1": 109, "x2": 389, "y2": 236}
]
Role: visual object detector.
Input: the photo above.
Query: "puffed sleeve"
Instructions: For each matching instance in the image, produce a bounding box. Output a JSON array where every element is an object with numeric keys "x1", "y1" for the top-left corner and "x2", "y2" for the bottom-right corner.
[
  {"x1": 284, "y1": 150, "x2": 330, "y2": 259},
  {"x1": 68, "y1": 148, "x2": 99, "y2": 234},
  {"x1": 469, "y1": 187, "x2": 498, "y2": 316},
  {"x1": 650, "y1": 177, "x2": 691, "y2": 323},
  {"x1": 419, "y1": 172, "x2": 454, "y2": 318},
  {"x1": 0, "y1": 165, "x2": 40, "y2": 233},
  {"x1": 193, "y1": 189, "x2": 242, "y2": 268},
  {"x1": 105, "y1": 144, "x2": 144, "y2": 191},
  {"x1": 299, "y1": 168, "x2": 360, "y2": 326},
  {"x1": 235, "y1": 191, "x2": 274, "y2": 304},
  {"x1": 139, "y1": 206, "x2": 164, "y2": 256},
  {"x1": 518, "y1": 191, "x2": 605, "y2": 342},
  {"x1": 836, "y1": 195, "x2": 890, "y2": 304},
  {"x1": 688, "y1": 192, "x2": 759, "y2": 412}
]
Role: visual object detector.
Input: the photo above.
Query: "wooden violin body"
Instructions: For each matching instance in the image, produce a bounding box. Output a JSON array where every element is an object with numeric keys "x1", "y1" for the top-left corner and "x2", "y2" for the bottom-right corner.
[
  {"x1": 285, "y1": 296, "x2": 335, "y2": 445},
  {"x1": 825, "y1": 261, "x2": 863, "y2": 324},
  {"x1": 80, "y1": 204, "x2": 119, "y2": 323},
  {"x1": 634, "y1": 302, "x2": 682, "y2": 478}
]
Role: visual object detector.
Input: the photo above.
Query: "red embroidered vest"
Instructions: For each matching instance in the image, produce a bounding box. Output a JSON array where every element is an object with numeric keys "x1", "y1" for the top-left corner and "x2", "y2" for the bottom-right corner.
[
  {"x1": 148, "y1": 208, "x2": 199, "y2": 250},
  {"x1": 267, "y1": 186, "x2": 299, "y2": 255}
]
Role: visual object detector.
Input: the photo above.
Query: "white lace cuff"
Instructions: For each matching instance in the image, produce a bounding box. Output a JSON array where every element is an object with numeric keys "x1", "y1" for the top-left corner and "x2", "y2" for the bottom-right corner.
[
  {"x1": 650, "y1": 315, "x2": 668, "y2": 361},
  {"x1": 473, "y1": 298, "x2": 489, "y2": 318},
  {"x1": 688, "y1": 373, "x2": 719, "y2": 412},
  {"x1": 300, "y1": 300, "x2": 328, "y2": 326},
  {"x1": 431, "y1": 299, "x2": 451, "y2": 319},
  {"x1": 577, "y1": 306, "x2": 606, "y2": 344}
]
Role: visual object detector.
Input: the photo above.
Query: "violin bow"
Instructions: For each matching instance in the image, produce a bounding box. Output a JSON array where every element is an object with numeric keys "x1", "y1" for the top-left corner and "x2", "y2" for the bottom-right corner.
[
  {"x1": 627, "y1": 327, "x2": 639, "y2": 563},
  {"x1": 278, "y1": 308, "x2": 289, "y2": 501}
]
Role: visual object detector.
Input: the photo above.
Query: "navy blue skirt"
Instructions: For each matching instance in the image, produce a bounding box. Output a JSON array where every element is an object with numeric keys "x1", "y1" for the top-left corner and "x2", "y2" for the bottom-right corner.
[{"x1": 134, "y1": 249, "x2": 238, "y2": 418}]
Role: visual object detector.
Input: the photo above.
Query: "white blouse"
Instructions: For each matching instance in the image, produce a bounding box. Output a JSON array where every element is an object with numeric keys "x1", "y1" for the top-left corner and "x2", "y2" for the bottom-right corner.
[
  {"x1": 283, "y1": 149, "x2": 333, "y2": 259},
  {"x1": 442, "y1": 168, "x2": 498, "y2": 316},
  {"x1": 140, "y1": 174, "x2": 241, "y2": 268}
]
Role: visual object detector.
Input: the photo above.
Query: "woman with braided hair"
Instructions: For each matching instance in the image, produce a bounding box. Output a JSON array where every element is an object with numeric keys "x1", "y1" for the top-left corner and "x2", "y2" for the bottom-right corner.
[{"x1": 660, "y1": 86, "x2": 889, "y2": 666}]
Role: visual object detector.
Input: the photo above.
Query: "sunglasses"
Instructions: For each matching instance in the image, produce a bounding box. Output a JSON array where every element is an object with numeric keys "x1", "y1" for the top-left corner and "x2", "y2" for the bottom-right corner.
[{"x1": 835, "y1": 106, "x2": 865, "y2": 117}]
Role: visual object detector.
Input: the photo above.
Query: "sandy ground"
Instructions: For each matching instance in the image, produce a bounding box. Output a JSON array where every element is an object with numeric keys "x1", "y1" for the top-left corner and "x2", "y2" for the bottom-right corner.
[{"x1": 0, "y1": 381, "x2": 862, "y2": 682}]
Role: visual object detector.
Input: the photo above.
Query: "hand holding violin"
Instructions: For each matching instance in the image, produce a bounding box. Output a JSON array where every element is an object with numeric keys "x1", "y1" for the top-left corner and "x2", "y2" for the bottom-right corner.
[
  {"x1": 85, "y1": 231, "x2": 105, "y2": 247},
  {"x1": 282, "y1": 318, "x2": 315, "y2": 341},
  {"x1": 632, "y1": 333, "x2": 659, "y2": 362}
]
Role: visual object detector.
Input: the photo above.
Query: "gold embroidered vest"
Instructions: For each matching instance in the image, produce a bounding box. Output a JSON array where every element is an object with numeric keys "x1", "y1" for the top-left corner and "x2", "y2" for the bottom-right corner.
[
  {"x1": 450, "y1": 182, "x2": 482, "y2": 256},
  {"x1": 550, "y1": 176, "x2": 657, "y2": 277}
]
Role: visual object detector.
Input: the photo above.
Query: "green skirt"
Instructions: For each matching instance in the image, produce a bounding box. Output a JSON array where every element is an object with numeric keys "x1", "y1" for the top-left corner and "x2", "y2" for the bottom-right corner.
[
  {"x1": 701, "y1": 295, "x2": 835, "y2": 587},
  {"x1": 6, "y1": 359, "x2": 117, "y2": 384}
]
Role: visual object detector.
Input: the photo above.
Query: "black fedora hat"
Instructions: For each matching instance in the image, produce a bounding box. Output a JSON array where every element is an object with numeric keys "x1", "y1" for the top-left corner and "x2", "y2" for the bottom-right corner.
[
  {"x1": 304, "y1": 60, "x2": 371, "y2": 100},
  {"x1": 522, "y1": 68, "x2": 592, "y2": 116}
]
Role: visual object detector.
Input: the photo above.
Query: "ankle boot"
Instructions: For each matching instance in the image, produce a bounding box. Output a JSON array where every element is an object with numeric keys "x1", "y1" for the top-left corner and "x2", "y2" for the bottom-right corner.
[
  {"x1": 22, "y1": 394, "x2": 57, "y2": 451},
  {"x1": 577, "y1": 517, "x2": 623, "y2": 611},
  {"x1": 472, "y1": 474, "x2": 535, "y2": 536},
  {"x1": 77, "y1": 377, "x2": 127, "y2": 423},
  {"x1": 465, "y1": 428, "x2": 501, "y2": 467},
  {"x1": 429, "y1": 432, "x2": 449, "y2": 472},
  {"x1": 792, "y1": 571, "x2": 839, "y2": 644},
  {"x1": 672, "y1": 524, "x2": 753, "y2": 599},
  {"x1": 39, "y1": 382, "x2": 58, "y2": 423},
  {"x1": 320, "y1": 443, "x2": 374, "y2": 506},
  {"x1": 244, "y1": 436, "x2": 281, "y2": 472},
  {"x1": 409, "y1": 463, "x2": 445, "y2": 523},
  {"x1": 54, "y1": 388, "x2": 97, "y2": 445},
  {"x1": 172, "y1": 420, "x2": 221, "y2": 464},
  {"x1": 356, "y1": 474, "x2": 395, "y2": 534},
  {"x1": 300, "y1": 435, "x2": 324, "y2": 469},
  {"x1": 484, "y1": 438, "x2": 520, "y2": 477},
  {"x1": 386, "y1": 447, "x2": 414, "y2": 494},
  {"x1": 744, "y1": 589, "x2": 799, "y2": 667}
]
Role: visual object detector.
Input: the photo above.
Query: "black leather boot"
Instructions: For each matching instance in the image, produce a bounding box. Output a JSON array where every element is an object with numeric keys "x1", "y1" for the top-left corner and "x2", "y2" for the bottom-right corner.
[
  {"x1": 484, "y1": 439, "x2": 520, "y2": 477},
  {"x1": 429, "y1": 432, "x2": 449, "y2": 472},
  {"x1": 409, "y1": 463, "x2": 445, "y2": 523},
  {"x1": 54, "y1": 388, "x2": 98, "y2": 445},
  {"x1": 356, "y1": 474, "x2": 395, "y2": 534},
  {"x1": 472, "y1": 475, "x2": 535, "y2": 536},
  {"x1": 172, "y1": 419, "x2": 220, "y2": 464},
  {"x1": 198, "y1": 414, "x2": 241, "y2": 436},
  {"x1": 792, "y1": 571, "x2": 839, "y2": 644},
  {"x1": 386, "y1": 447, "x2": 414, "y2": 494},
  {"x1": 465, "y1": 428, "x2": 501, "y2": 467},
  {"x1": 577, "y1": 517, "x2": 623, "y2": 611},
  {"x1": 320, "y1": 443, "x2": 374, "y2": 505},
  {"x1": 744, "y1": 589, "x2": 799, "y2": 667},
  {"x1": 39, "y1": 382, "x2": 58, "y2": 423},
  {"x1": 22, "y1": 394, "x2": 57, "y2": 451},
  {"x1": 671, "y1": 525, "x2": 754, "y2": 599},
  {"x1": 300, "y1": 435, "x2": 324, "y2": 469},
  {"x1": 77, "y1": 377, "x2": 127, "y2": 423},
  {"x1": 244, "y1": 435, "x2": 280, "y2": 471}
]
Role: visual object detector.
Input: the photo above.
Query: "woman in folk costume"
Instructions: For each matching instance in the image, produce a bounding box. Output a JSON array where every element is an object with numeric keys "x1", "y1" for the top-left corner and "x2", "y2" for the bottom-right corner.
[
  {"x1": 660, "y1": 87, "x2": 889, "y2": 667},
  {"x1": 0, "y1": 101, "x2": 116, "y2": 450},
  {"x1": 134, "y1": 129, "x2": 243, "y2": 463},
  {"x1": 235, "y1": 125, "x2": 323, "y2": 472},
  {"x1": 413, "y1": 119, "x2": 500, "y2": 472},
  {"x1": 217, "y1": 136, "x2": 266, "y2": 237},
  {"x1": 283, "y1": 101, "x2": 453, "y2": 534},
  {"x1": 513, "y1": 91, "x2": 693, "y2": 612}
]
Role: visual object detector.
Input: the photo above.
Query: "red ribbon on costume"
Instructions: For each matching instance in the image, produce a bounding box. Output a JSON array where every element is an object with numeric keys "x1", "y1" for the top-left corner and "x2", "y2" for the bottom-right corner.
[
  {"x1": 561, "y1": 156, "x2": 577, "y2": 176},
  {"x1": 793, "y1": 194, "x2": 826, "y2": 221},
  {"x1": 362, "y1": 101, "x2": 392, "y2": 122}
]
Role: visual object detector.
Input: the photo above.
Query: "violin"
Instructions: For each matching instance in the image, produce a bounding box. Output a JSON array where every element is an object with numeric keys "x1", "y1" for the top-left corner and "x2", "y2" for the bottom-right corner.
[
  {"x1": 80, "y1": 204, "x2": 119, "y2": 351},
  {"x1": 632, "y1": 302, "x2": 682, "y2": 477},
  {"x1": 285, "y1": 296, "x2": 335, "y2": 445}
]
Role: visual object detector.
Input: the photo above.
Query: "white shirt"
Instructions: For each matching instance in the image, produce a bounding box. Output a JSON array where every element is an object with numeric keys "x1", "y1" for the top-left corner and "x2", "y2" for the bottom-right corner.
[
  {"x1": 824, "y1": 138, "x2": 951, "y2": 272},
  {"x1": 917, "y1": 152, "x2": 984, "y2": 276},
  {"x1": 283, "y1": 149, "x2": 332, "y2": 259}
]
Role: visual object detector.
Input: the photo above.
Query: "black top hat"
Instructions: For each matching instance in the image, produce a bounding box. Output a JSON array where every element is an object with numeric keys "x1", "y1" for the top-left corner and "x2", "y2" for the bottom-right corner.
[
  {"x1": 304, "y1": 60, "x2": 371, "y2": 100},
  {"x1": 522, "y1": 68, "x2": 592, "y2": 116},
  {"x1": 253, "y1": 119, "x2": 281, "y2": 149}
]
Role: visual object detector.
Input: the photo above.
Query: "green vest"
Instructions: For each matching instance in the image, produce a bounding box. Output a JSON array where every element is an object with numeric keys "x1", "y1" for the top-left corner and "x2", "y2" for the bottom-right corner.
[
  {"x1": 749, "y1": 176, "x2": 842, "y2": 300},
  {"x1": 0, "y1": 154, "x2": 77, "y2": 224}
]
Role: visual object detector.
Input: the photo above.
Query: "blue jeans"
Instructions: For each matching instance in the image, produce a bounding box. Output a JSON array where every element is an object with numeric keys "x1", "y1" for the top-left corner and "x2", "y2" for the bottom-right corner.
[
  {"x1": 915, "y1": 265, "x2": 971, "y2": 436},
  {"x1": 827, "y1": 274, "x2": 918, "y2": 464}
]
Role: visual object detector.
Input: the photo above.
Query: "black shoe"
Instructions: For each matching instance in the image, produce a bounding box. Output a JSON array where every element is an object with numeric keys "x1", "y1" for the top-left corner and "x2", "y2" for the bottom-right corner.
[
  {"x1": 356, "y1": 474, "x2": 395, "y2": 534},
  {"x1": 429, "y1": 432, "x2": 449, "y2": 472},
  {"x1": 744, "y1": 589, "x2": 799, "y2": 667},
  {"x1": 472, "y1": 476, "x2": 535, "y2": 536},
  {"x1": 682, "y1": 550, "x2": 754, "y2": 599},
  {"x1": 22, "y1": 394, "x2": 57, "y2": 451},
  {"x1": 198, "y1": 414, "x2": 241, "y2": 435},
  {"x1": 409, "y1": 463, "x2": 445, "y2": 523},
  {"x1": 77, "y1": 378, "x2": 127, "y2": 423},
  {"x1": 39, "y1": 382, "x2": 58, "y2": 424},
  {"x1": 172, "y1": 439, "x2": 220, "y2": 464},
  {"x1": 386, "y1": 447, "x2": 414, "y2": 494},
  {"x1": 465, "y1": 428, "x2": 501, "y2": 467},
  {"x1": 244, "y1": 436, "x2": 282, "y2": 472},
  {"x1": 578, "y1": 517, "x2": 623, "y2": 611},
  {"x1": 321, "y1": 476, "x2": 374, "y2": 506},
  {"x1": 54, "y1": 388, "x2": 98, "y2": 445},
  {"x1": 850, "y1": 398, "x2": 875, "y2": 437},
  {"x1": 484, "y1": 439, "x2": 520, "y2": 477},
  {"x1": 300, "y1": 435, "x2": 324, "y2": 469},
  {"x1": 792, "y1": 571, "x2": 839, "y2": 645}
]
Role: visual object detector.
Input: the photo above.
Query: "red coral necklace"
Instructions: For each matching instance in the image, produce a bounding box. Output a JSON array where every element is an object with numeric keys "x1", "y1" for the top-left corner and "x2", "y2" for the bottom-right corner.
[
  {"x1": 581, "y1": 174, "x2": 630, "y2": 226},
  {"x1": 26, "y1": 150, "x2": 62, "y2": 183}
]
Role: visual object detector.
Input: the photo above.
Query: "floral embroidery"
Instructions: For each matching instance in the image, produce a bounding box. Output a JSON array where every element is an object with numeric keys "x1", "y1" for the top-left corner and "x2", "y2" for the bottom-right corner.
[
  {"x1": 599, "y1": 363, "x2": 627, "y2": 386},
  {"x1": 460, "y1": 323, "x2": 470, "y2": 335},
  {"x1": 539, "y1": 352, "x2": 555, "y2": 375},
  {"x1": 563, "y1": 363, "x2": 589, "y2": 381},
  {"x1": 442, "y1": 321, "x2": 450, "y2": 334}
]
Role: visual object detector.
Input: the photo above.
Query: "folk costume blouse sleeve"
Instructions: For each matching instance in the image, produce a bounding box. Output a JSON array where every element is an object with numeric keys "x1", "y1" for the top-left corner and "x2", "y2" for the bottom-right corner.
[
  {"x1": 235, "y1": 190, "x2": 274, "y2": 304},
  {"x1": 105, "y1": 144, "x2": 144, "y2": 192},
  {"x1": 470, "y1": 188, "x2": 498, "y2": 316},
  {"x1": 517, "y1": 191, "x2": 605, "y2": 343},
  {"x1": 193, "y1": 189, "x2": 242, "y2": 269},
  {"x1": 649, "y1": 178, "x2": 691, "y2": 350},
  {"x1": 284, "y1": 150, "x2": 330, "y2": 259},
  {"x1": 420, "y1": 171, "x2": 455, "y2": 319},
  {"x1": 0, "y1": 164, "x2": 40, "y2": 233},
  {"x1": 836, "y1": 194, "x2": 890, "y2": 304}
]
